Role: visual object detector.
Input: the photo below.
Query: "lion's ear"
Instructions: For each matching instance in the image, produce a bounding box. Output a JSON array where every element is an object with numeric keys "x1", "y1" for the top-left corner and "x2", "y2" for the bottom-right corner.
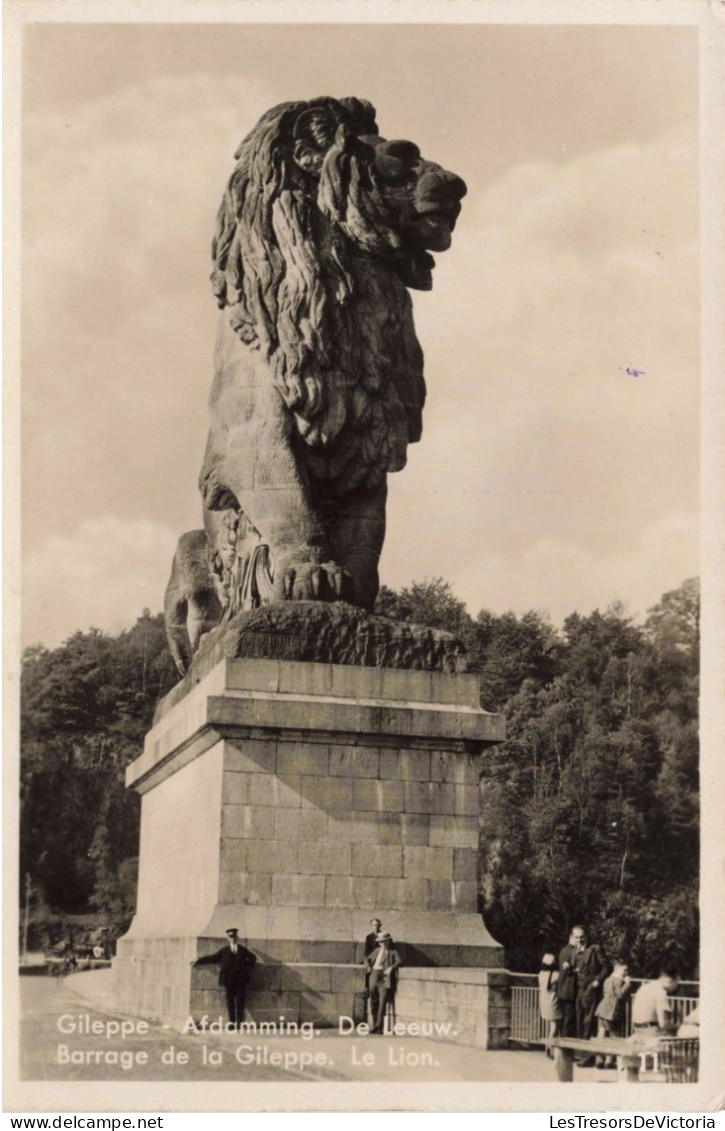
[
  {"x1": 293, "y1": 140, "x2": 325, "y2": 175},
  {"x1": 292, "y1": 106, "x2": 341, "y2": 175},
  {"x1": 294, "y1": 123, "x2": 356, "y2": 176}
]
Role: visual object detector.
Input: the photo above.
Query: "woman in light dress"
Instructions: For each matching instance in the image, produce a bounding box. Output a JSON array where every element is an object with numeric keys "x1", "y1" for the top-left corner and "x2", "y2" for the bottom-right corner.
[{"x1": 538, "y1": 951, "x2": 562, "y2": 1057}]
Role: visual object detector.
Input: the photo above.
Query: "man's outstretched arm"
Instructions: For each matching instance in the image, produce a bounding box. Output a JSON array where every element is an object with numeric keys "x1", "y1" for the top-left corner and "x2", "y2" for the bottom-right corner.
[{"x1": 191, "y1": 949, "x2": 224, "y2": 967}]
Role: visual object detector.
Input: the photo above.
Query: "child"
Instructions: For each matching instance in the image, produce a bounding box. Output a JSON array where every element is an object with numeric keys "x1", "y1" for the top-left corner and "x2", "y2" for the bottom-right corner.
[
  {"x1": 538, "y1": 952, "x2": 561, "y2": 1057},
  {"x1": 595, "y1": 959, "x2": 632, "y2": 1067}
]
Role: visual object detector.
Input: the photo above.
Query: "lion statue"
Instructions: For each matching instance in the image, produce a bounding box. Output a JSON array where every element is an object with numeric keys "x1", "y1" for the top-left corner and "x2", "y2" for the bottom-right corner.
[{"x1": 165, "y1": 96, "x2": 466, "y2": 675}]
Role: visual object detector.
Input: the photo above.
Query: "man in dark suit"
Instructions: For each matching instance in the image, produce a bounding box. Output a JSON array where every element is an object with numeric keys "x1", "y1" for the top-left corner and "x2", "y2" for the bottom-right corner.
[
  {"x1": 365, "y1": 932, "x2": 402, "y2": 1033},
  {"x1": 574, "y1": 928, "x2": 610, "y2": 1055},
  {"x1": 364, "y1": 919, "x2": 383, "y2": 959},
  {"x1": 557, "y1": 927, "x2": 582, "y2": 1039},
  {"x1": 191, "y1": 927, "x2": 257, "y2": 1029},
  {"x1": 559, "y1": 924, "x2": 610, "y2": 1064}
]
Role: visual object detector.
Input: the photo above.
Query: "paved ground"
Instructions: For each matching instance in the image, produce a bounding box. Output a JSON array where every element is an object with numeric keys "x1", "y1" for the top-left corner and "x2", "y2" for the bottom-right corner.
[{"x1": 18, "y1": 973, "x2": 565, "y2": 1084}]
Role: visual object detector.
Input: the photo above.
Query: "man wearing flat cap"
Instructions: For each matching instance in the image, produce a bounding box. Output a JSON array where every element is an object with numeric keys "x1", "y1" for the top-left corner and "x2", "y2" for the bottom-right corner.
[
  {"x1": 365, "y1": 932, "x2": 402, "y2": 1033},
  {"x1": 191, "y1": 928, "x2": 257, "y2": 1028}
]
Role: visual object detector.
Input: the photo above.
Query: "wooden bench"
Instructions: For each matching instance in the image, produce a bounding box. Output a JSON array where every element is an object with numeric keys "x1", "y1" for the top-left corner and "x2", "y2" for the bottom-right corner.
[{"x1": 549, "y1": 1035, "x2": 665, "y2": 1083}]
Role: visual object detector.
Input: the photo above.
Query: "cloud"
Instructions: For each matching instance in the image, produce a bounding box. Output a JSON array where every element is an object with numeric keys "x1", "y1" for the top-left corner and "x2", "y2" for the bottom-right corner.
[
  {"x1": 22, "y1": 517, "x2": 180, "y2": 648},
  {"x1": 380, "y1": 125, "x2": 699, "y2": 617},
  {"x1": 471, "y1": 511, "x2": 699, "y2": 624},
  {"x1": 417, "y1": 122, "x2": 698, "y2": 388},
  {"x1": 382, "y1": 508, "x2": 698, "y2": 626},
  {"x1": 22, "y1": 74, "x2": 277, "y2": 555},
  {"x1": 23, "y1": 74, "x2": 275, "y2": 336}
]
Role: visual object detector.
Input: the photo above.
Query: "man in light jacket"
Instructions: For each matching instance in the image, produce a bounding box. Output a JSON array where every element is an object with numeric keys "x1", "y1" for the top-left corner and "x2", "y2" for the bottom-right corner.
[
  {"x1": 363, "y1": 918, "x2": 383, "y2": 1025},
  {"x1": 365, "y1": 932, "x2": 402, "y2": 1033}
]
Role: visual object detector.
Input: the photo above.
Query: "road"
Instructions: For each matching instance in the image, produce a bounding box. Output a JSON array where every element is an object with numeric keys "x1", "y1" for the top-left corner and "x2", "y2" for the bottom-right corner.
[{"x1": 18, "y1": 974, "x2": 554, "y2": 1084}]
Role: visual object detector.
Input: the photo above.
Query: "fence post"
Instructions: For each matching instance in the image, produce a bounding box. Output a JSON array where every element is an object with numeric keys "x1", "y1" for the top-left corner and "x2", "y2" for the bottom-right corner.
[{"x1": 482, "y1": 969, "x2": 511, "y2": 1049}]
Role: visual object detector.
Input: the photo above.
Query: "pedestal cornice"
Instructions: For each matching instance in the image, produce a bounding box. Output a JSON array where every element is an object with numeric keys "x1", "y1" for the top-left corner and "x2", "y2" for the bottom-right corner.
[{"x1": 128, "y1": 659, "x2": 505, "y2": 795}]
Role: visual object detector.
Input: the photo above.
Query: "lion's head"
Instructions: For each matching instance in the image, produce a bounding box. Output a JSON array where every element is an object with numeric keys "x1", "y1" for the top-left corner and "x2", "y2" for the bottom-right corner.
[{"x1": 209, "y1": 97, "x2": 466, "y2": 477}]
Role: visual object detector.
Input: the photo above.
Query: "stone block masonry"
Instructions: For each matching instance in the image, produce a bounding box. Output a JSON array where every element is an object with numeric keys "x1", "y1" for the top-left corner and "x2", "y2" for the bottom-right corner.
[
  {"x1": 114, "y1": 658, "x2": 505, "y2": 1028},
  {"x1": 394, "y1": 968, "x2": 511, "y2": 1050}
]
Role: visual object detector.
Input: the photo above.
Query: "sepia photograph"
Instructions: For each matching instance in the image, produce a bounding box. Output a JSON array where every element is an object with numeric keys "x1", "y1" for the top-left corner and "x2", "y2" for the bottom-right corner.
[{"x1": 4, "y1": 0, "x2": 724, "y2": 1114}]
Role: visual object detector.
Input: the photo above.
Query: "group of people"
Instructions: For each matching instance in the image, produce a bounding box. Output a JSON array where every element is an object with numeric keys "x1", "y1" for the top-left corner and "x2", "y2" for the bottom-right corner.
[
  {"x1": 363, "y1": 918, "x2": 403, "y2": 1033},
  {"x1": 539, "y1": 924, "x2": 684, "y2": 1067},
  {"x1": 189, "y1": 920, "x2": 403, "y2": 1033},
  {"x1": 187, "y1": 919, "x2": 696, "y2": 1054}
]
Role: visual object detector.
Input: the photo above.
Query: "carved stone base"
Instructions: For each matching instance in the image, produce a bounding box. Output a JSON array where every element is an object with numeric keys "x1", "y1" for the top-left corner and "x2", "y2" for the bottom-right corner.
[{"x1": 157, "y1": 603, "x2": 468, "y2": 722}]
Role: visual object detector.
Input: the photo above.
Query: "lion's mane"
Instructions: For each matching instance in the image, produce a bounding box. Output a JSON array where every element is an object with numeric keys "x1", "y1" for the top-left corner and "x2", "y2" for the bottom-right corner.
[{"x1": 207, "y1": 96, "x2": 425, "y2": 495}]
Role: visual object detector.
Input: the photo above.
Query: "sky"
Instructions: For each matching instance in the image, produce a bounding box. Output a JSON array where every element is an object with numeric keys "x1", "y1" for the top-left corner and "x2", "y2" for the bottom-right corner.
[{"x1": 19, "y1": 19, "x2": 701, "y2": 648}]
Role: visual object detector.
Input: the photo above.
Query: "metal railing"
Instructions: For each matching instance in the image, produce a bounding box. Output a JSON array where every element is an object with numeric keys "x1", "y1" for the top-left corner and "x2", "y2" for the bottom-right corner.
[{"x1": 509, "y1": 973, "x2": 699, "y2": 1046}]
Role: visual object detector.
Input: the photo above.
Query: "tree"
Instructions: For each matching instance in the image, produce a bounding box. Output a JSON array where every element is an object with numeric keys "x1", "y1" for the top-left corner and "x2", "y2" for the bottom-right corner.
[
  {"x1": 376, "y1": 577, "x2": 475, "y2": 641},
  {"x1": 376, "y1": 580, "x2": 561, "y2": 707},
  {"x1": 644, "y1": 578, "x2": 700, "y2": 659},
  {"x1": 20, "y1": 611, "x2": 177, "y2": 917},
  {"x1": 473, "y1": 608, "x2": 562, "y2": 710},
  {"x1": 479, "y1": 587, "x2": 699, "y2": 976}
]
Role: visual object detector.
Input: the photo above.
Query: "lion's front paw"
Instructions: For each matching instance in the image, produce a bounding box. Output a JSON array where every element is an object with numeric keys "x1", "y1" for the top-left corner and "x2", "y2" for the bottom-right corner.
[{"x1": 279, "y1": 560, "x2": 354, "y2": 603}]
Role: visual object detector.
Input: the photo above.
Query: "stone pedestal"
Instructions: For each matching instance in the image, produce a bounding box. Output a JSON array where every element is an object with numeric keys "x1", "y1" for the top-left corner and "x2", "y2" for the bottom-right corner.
[
  {"x1": 394, "y1": 968, "x2": 511, "y2": 1049},
  {"x1": 114, "y1": 658, "x2": 505, "y2": 1028}
]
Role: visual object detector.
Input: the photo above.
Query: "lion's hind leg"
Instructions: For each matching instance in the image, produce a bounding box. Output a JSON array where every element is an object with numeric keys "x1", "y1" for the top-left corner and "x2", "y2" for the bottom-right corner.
[{"x1": 164, "y1": 529, "x2": 223, "y2": 676}]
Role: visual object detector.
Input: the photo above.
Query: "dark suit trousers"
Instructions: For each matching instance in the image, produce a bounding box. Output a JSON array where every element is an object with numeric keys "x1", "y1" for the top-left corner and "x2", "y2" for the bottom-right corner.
[
  {"x1": 560, "y1": 999, "x2": 577, "y2": 1038},
  {"x1": 368, "y1": 969, "x2": 395, "y2": 1030},
  {"x1": 576, "y1": 992, "x2": 598, "y2": 1040},
  {"x1": 364, "y1": 971, "x2": 374, "y2": 1022},
  {"x1": 225, "y1": 981, "x2": 247, "y2": 1026}
]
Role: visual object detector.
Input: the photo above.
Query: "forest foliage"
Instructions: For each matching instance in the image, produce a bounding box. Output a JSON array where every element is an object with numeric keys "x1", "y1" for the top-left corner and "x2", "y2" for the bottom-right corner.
[
  {"x1": 20, "y1": 581, "x2": 699, "y2": 975},
  {"x1": 20, "y1": 612, "x2": 179, "y2": 943}
]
